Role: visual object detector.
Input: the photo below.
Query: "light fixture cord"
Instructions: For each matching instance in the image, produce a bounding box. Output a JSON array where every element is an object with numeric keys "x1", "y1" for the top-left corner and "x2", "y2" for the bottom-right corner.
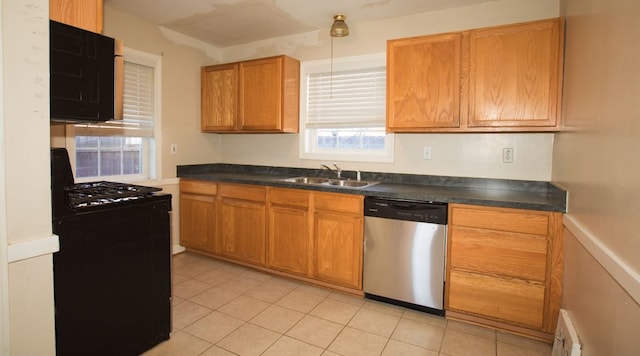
[{"x1": 330, "y1": 35, "x2": 334, "y2": 99}]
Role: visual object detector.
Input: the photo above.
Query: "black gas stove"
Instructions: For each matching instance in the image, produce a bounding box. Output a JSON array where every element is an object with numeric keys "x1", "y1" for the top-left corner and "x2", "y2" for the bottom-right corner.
[
  {"x1": 50, "y1": 148, "x2": 172, "y2": 355},
  {"x1": 65, "y1": 181, "x2": 163, "y2": 208},
  {"x1": 51, "y1": 148, "x2": 169, "y2": 217}
]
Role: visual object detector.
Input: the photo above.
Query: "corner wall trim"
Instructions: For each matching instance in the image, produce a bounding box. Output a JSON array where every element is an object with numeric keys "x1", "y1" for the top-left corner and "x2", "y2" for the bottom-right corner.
[
  {"x1": 564, "y1": 215, "x2": 640, "y2": 304},
  {"x1": 172, "y1": 244, "x2": 186, "y2": 255},
  {"x1": 7, "y1": 235, "x2": 60, "y2": 263}
]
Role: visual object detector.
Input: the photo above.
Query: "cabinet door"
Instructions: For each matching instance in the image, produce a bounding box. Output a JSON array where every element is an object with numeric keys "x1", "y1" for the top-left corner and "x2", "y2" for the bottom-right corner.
[
  {"x1": 219, "y1": 197, "x2": 267, "y2": 266},
  {"x1": 50, "y1": 0, "x2": 103, "y2": 33},
  {"x1": 239, "y1": 57, "x2": 283, "y2": 131},
  {"x1": 468, "y1": 18, "x2": 562, "y2": 128},
  {"x1": 313, "y1": 210, "x2": 363, "y2": 289},
  {"x1": 387, "y1": 33, "x2": 461, "y2": 131},
  {"x1": 268, "y1": 188, "x2": 310, "y2": 276},
  {"x1": 201, "y1": 64, "x2": 238, "y2": 132},
  {"x1": 180, "y1": 193, "x2": 217, "y2": 253},
  {"x1": 449, "y1": 226, "x2": 548, "y2": 282},
  {"x1": 448, "y1": 270, "x2": 546, "y2": 328}
]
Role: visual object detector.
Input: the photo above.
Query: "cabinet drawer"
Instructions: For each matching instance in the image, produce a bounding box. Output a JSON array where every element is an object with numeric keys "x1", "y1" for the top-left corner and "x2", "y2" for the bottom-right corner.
[
  {"x1": 450, "y1": 226, "x2": 548, "y2": 282},
  {"x1": 269, "y1": 187, "x2": 310, "y2": 208},
  {"x1": 180, "y1": 179, "x2": 217, "y2": 195},
  {"x1": 219, "y1": 183, "x2": 266, "y2": 201},
  {"x1": 314, "y1": 192, "x2": 363, "y2": 214},
  {"x1": 450, "y1": 204, "x2": 550, "y2": 235},
  {"x1": 448, "y1": 270, "x2": 545, "y2": 328}
]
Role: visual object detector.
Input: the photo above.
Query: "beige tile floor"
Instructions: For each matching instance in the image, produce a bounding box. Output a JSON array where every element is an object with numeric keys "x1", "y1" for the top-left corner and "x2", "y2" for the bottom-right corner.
[{"x1": 144, "y1": 252, "x2": 552, "y2": 356}]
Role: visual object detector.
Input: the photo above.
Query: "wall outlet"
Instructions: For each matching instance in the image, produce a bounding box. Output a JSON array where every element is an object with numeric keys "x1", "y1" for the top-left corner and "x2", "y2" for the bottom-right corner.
[
  {"x1": 423, "y1": 146, "x2": 432, "y2": 160},
  {"x1": 170, "y1": 144, "x2": 178, "y2": 155},
  {"x1": 503, "y1": 147, "x2": 514, "y2": 163}
]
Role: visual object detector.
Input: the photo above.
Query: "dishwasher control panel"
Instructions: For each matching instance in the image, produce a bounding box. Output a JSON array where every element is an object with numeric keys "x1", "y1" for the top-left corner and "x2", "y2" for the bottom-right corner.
[{"x1": 364, "y1": 197, "x2": 447, "y2": 224}]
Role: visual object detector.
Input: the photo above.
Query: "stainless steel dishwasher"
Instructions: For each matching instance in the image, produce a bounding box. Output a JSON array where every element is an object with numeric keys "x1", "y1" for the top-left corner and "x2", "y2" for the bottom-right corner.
[{"x1": 363, "y1": 197, "x2": 447, "y2": 315}]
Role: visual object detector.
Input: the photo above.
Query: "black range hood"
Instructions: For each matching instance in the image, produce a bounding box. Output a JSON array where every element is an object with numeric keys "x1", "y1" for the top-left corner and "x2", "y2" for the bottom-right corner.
[{"x1": 50, "y1": 20, "x2": 117, "y2": 123}]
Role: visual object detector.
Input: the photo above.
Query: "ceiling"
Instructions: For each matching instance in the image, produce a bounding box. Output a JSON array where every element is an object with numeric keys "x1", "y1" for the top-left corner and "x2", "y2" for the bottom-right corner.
[{"x1": 104, "y1": 0, "x2": 496, "y2": 48}]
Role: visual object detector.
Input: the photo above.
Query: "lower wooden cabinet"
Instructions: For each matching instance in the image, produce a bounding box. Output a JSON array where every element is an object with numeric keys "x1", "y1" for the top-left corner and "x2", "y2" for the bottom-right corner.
[
  {"x1": 445, "y1": 203, "x2": 563, "y2": 341},
  {"x1": 313, "y1": 192, "x2": 363, "y2": 289},
  {"x1": 179, "y1": 182, "x2": 364, "y2": 293},
  {"x1": 179, "y1": 180, "x2": 217, "y2": 253},
  {"x1": 218, "y1": 183, "x2": 267, "y2": 266},
  {"x1": 267, "y1": 188, "x2": 311, "y2": 276},
  {"x1": 448, "y1": 270, "x2": 546, "y2": 328}
]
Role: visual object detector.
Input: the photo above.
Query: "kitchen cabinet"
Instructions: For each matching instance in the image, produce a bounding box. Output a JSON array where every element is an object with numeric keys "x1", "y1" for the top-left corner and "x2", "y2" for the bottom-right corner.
[
  {"x1": 179, "y1": 180, "x2": 218, "y2": 254},
  {"x1": 201, "y1": 63, "x2": 238, "y2": 131},
  {"x1": 50, "y1": 0, "x2": 104, "y2": 33},
  {"x1": 218, "y1": 183, "x2": 267, "y2": 266},
  {"x1": 386, "y1": 18, "x2": 563, "y2": 132},
  {"x1": 387, "y1": 32, "x2": 462, "y2": 131},
  {"x1": 467, "y1": 18, "x2": 563, "y2": 128},
  {"x1": 313, "y1": 192, "x2": 364, "y2": 289},
  {"x1": 445, "y1": 203, "x2": 563, "y2": 341},
  {"x1": 201, "y1": 55, "x2": 300, "y2": 133},
  {"x1": 267, "y1": 188, "x2": 311, "y2": 276},
  {"x1": 266, "y1": 188, "x2": 363, "y2": 290},
  {"x1": 179, "y1": 181, "x2": 365, "y2": 293}
]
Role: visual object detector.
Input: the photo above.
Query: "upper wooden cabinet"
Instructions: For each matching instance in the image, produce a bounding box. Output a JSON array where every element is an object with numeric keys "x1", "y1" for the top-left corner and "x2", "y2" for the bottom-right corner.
[
  {"x1": 201, "y1": 55, "x2": 300, "y2": 133},
  {"x1": 387, "y1": 18, "x2": 564, "y2": 132},
  {"x1": 201, "y1": 64, "x2": 238, "y2": 132},
  {"x1": 50, "y1": 0, "x2": 104, "y2": 33},
  {"x1": 467, "y1": 19, "x2": 563, "y2": 128},
  {"x1": 387, "y1": 33, "x2": 462, "y2": 131}
]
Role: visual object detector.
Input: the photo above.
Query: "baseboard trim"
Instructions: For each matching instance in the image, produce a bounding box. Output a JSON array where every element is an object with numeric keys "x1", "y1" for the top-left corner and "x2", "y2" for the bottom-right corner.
[
  {"x1": 8, "y1": 235, "x2": 59, "y2": 263},
  {"x1": 172, "y1": 244, "x2": 186, "y2": 255},
  {"x1": 564, "y1": 215, "x2": 640, "y2": 304}
]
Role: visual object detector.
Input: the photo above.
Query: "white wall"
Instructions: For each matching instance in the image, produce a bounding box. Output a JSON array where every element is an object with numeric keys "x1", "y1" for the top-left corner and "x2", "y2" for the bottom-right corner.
[
  {"x1": 98, "y1": 6, "x2": 224, "y2": 180},
  {"x1": 2, "y1": 0, "x2": 57, "y2": 354},
  {"x1": 555, "y1": 0, "x2": 640, "y2": 354},
  {"x1": 219, "y1": 0, "x2": 560, "y2": 181},
  {"x1": 0, "y1": 0, "x2": 8, "y2": 352},
  {"x1": 220, "y1": 133, "x2": 554, "y2": 180}
]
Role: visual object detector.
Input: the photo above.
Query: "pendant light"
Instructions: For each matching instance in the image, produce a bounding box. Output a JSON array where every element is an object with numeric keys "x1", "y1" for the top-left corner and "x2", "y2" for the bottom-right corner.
[
  {"x1": 330, "y1": 14, "x2": 349, "y2": 98},
  {"x1": 330, "y1": 14, "x2": 349, "y2": 37}
]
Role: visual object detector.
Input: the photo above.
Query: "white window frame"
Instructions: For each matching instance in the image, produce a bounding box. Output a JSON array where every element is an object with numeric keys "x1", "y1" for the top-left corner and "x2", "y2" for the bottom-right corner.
[
  {"x1": 299, "y1": 53, "x2": 394, "y2": 163},
  {"x1": 66, "y1": 48, "x2": 163, "y2": 183}
]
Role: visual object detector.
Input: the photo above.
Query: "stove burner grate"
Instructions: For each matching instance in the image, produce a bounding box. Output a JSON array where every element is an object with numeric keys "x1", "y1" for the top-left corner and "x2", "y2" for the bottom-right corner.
[{"x1": 65, "y1": 181, "x2": 162, "y2": 208}]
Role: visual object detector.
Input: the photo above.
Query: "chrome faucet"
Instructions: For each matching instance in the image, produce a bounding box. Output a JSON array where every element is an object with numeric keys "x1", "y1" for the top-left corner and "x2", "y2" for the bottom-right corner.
[{"x1": 320, "y1": 163, "x2": 342, "y2": 178}]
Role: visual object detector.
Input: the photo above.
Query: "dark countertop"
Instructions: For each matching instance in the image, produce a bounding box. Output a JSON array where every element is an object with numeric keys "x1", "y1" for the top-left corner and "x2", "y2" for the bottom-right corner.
[{"x1": 177, "y1": 164, "x2": 567, "y2": 212}]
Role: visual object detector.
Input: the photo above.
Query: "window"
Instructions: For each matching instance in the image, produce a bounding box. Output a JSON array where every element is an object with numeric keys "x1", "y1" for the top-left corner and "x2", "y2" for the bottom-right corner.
[
  {"x1": 300, "y1": 53, "x2": 394, "y2": 162},
  {"x1": 68, "y1": 48, "x2": 161, "y2": 182}
]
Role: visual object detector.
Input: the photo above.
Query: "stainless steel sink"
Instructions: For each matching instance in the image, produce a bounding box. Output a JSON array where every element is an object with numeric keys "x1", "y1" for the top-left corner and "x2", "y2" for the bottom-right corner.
[
  {"x1": 281, "y1": 177, "x2": 331, "y2": 184},
  {"x1": 326, "y1": 180, "x2": 375, "y2": 188},
  {"x1": 280, "y1": 177, "x2": 379, "y2": 189}
]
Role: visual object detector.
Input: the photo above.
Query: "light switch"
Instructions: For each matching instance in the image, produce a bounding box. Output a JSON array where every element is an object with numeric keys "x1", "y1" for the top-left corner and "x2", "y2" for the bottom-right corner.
[{"x1": 423, "y1": 146, "x2": 432, "y2": 160}]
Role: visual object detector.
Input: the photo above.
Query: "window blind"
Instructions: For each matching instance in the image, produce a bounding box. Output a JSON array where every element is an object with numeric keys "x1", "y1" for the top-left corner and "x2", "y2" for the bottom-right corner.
[
  {"x1": 306, "y1": 66, "x2": 386, "y2": 129},
  {"x1": 75, "y1": 61, "x2": 154, "y2": 137}
]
